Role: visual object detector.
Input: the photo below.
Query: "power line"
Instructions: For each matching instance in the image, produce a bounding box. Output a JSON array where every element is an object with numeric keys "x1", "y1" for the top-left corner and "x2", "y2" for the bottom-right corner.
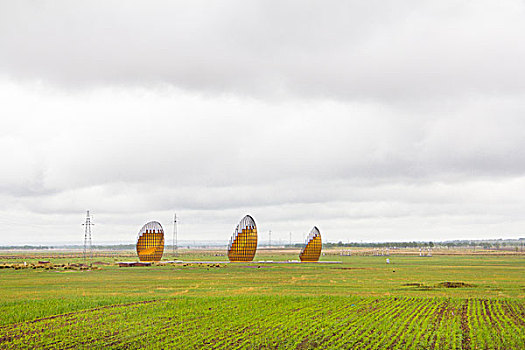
[
  {"x1": 173, "y1": 213, "x2": 178, "y2": 255},
  {"x1": 82, "y1": 210, "x2": 94, "y2": 262}
]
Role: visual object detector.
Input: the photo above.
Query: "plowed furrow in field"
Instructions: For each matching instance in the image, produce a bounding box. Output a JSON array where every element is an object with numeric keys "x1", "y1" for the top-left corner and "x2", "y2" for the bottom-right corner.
[{"x1": 1, "y1": 297, "x2": 524, "y2": 349}]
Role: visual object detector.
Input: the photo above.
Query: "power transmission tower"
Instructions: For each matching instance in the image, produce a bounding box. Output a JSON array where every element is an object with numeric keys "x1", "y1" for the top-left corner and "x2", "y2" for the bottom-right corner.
[
  {"x1": 173, "y1": 213, "x2": 178, "y2": 256},
  {"x1": 269, "y1": 230, "x2": 272, "y2": 248},
  {"x1": 82, "y1": 210, "x2": 94, "y2": 263},
  {"x1": 289, "y1": 232, "x2": 292, "y2": 246}
]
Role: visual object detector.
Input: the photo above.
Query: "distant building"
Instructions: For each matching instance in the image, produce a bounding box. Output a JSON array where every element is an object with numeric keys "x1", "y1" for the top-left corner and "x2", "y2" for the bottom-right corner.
[
  {"x1": 227, "y1": 215, "x2": 258, "y2": 262},
  {"x1": 299, "y1": 227, "x2": 322, "y2": 262},
  {"x1": 136, "y1": 221, "x2": 164, "y2": 262}
]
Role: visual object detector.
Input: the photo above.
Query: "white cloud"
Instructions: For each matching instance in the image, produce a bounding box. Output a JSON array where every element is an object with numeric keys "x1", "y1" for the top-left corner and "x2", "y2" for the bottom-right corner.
[{"x1": 1, "y1": 1, "x2": 524, "y2": 244}]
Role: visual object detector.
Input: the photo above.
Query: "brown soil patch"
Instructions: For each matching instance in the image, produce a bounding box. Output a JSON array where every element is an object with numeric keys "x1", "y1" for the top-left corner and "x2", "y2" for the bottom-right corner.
[
  {"x1": 460, "y1": 301, "x2": 471, "y2": 350},
  {"x1": 437, "y1": 282, "x2": 473, "y2": 288}
]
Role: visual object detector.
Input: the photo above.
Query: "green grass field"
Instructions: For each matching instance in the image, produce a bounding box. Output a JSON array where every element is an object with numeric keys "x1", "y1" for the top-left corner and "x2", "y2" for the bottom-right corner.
[{"x1": 0, "y1": 251, "x2": 524, "y2": 349}]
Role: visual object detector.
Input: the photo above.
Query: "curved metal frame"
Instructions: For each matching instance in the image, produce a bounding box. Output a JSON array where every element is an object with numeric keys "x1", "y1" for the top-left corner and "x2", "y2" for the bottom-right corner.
[
  {"x1": 227, "y1": 215, "x2": 258, "y2": 262},
  {"x1": 136, "y1": 221, "x2": 165, "y2": 262},
  {"x1": 299, "y1": 226, "x2": 322, "y2": 262}
]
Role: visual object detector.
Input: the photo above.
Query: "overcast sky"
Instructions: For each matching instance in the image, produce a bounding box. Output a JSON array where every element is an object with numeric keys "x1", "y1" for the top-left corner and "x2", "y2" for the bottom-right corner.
[{"x1": 1, "y1": 1, "x2": 525, "y2": 245}]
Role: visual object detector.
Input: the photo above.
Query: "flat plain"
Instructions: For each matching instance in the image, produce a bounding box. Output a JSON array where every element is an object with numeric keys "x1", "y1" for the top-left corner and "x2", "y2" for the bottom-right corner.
[{"x1": 0, "y1": 250, "x2": 524, "y2": 349}]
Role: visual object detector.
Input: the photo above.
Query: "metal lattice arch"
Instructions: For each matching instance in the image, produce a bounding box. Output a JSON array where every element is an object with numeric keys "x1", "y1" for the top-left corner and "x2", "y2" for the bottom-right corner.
[
  {"x1": 227, "y1": 215, "x2": 258, "y2": 262},
  {"x1": 136, "y1": 221, "x2": 165, "y2": 262},
  {"x1": 299, "y1": 226, "x2": 322, "y2": 262}
]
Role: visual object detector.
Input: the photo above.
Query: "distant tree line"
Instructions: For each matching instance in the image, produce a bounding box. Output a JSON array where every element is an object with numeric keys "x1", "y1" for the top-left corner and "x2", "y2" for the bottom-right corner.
[
  {"x1": 319, "y1": 238, "x2": 524, "y2": 250},
  {"x1": 0, "y1": 245, "x2": 52, "y2": 250},
  {"x1": 322, "y1": 241, "x2": 435, "y2": 248},
  {"x1": 0, "y1": 244, "x2": 136, "y2": 250}
]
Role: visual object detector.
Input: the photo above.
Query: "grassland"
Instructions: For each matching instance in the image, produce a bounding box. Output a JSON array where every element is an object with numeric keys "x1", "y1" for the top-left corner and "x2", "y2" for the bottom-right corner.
[{"x1": 0, "y1": 250, "x2": 524, "y2": 349}]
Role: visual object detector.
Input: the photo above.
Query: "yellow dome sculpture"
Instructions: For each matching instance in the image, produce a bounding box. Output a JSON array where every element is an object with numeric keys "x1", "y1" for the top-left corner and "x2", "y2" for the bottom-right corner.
[
  {"x1": 227, "y1": 215, "x2": 258, "y2": 262},
  {"x1": 136, "y1": 221, "x2": 164, "y2": 262},
  {"x1": 299, "y1": 226, "x2": 322, "y2": 262}
]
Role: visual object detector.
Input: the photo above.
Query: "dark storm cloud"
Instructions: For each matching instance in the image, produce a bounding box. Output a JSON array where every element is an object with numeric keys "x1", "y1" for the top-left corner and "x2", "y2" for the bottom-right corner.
[{"x1": 1, "y1": 1, "x2": 524, "y2": 100}]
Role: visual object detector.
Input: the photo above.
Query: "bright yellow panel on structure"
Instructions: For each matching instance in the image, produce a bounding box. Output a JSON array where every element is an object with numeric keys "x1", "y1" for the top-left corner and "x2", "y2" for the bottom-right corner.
[
  {"x1": 228, "y1": 215, "x2": 258, "y2": 262},
  {"x1": 136, "y1": 221, "x2": 164, "y2": 262},
  {"x1": 299, "y1": 226, "x2": 322, "y2": 262}
]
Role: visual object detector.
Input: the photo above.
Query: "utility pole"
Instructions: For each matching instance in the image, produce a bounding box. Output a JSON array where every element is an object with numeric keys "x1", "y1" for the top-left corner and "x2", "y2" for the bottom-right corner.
[
  {"x1": 173, "y1": 213, "x2": 178, "y2": 256},
  {"x1": 82, "y1": 210, "x2": 94, "y2": 263},
  {"x1": 269, "y1": 230, "x2": 272, "y2": 248}
]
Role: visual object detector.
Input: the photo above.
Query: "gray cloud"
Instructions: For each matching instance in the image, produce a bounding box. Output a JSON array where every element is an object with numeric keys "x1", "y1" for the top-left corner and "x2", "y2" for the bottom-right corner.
[
  {"x1": 1, "y1": 1, "x2": 524, "y2": 244},
  {"x1": 1, "y1": 1, "x2": 525, "y2": 100}
]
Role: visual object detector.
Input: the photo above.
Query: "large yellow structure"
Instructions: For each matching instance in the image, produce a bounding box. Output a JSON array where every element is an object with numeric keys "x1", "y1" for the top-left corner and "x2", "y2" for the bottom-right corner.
[
  {"x1": 299, "y1": 226, "x2": 322, "y2": 262},
  {"x1": 227, "y1": 215, "x2": 258, "y2": 262},
  {"x1": 136, "y1": 221, "x2": 164, "y2": 262}
]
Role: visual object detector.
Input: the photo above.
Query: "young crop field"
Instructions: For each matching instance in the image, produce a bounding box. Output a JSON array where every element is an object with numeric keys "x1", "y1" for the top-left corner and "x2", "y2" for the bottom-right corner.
[
  {"x1": 1, "y1": 296, "x2": 524, "y2": 349},
  {"x1": 0, "y1": 252, "x2": 524, "y2": 349}
]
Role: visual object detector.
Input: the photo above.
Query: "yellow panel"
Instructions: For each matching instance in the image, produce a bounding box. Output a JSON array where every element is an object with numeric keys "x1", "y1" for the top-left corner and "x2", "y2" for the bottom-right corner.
[
  {"x1": 228, "y1": 227, "x2": 258, "y2": 261},
  {"x1": 228, "y1": 215, "x2": 258, "y2": 262},
  {"x1": 299, "y1": 229, "x2": 322, "y2": 262},
  {"x1": 137, "y1": 230, "x2": 164, "y2": 262}
]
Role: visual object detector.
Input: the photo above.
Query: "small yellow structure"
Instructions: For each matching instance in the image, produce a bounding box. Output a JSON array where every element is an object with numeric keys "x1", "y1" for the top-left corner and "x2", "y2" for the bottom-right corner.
[
  {"x1": 227, "y1": 215, "x2": 258, "y2": 262},
  {"x1": 136, "y1": 221, "x2": 164, "y2": 262},
  {"x1": 299, "y1": 226, "x2": 322, "y2": 262}
]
